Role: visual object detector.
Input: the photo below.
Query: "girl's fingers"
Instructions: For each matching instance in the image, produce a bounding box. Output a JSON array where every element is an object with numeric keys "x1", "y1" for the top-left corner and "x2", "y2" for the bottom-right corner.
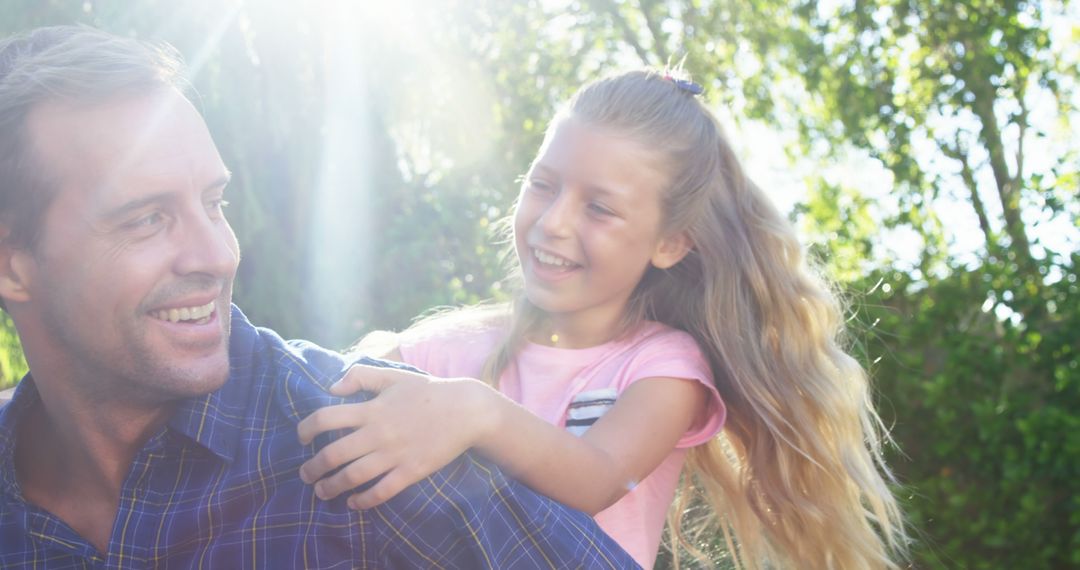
[
  {"x1": 347, "y1": 467, "x2": 422, "y2": 510},
  {"x1": 314, "y1": 451, "x2": 393, "y2": 501},
  {"x1": 297, "y1": 402, "x2": 370, "y2": 445},
  {"x1": 300, "y1": 370, "x2": 474, "y2": 506},
  {"x1": 330, "y1": 363, "x2": 416, "y2": 396},
  {"x1": 299, "y1": 428, "x2": 378, "y2": 484}
]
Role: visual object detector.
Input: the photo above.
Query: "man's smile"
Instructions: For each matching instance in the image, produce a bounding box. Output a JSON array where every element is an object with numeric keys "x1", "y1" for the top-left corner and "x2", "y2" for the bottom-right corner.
[{"x1": 149, "y1": 299, "x2": 215, "y2": 324}]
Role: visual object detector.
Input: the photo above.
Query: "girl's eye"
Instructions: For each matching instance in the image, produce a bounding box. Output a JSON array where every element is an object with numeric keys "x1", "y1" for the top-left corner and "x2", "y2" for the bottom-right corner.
[
  {"x1": 527, "y1": 179, "x2": 555, "y2": 193},
  {"x1": 588, "y1": 203, "x2": 616, "y2": 217}
]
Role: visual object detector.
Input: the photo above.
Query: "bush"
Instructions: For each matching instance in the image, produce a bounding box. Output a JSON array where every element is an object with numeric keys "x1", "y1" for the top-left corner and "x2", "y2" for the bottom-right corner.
[{"x1": 857, "y1": 253, "x2": 1080, "y2": 568}]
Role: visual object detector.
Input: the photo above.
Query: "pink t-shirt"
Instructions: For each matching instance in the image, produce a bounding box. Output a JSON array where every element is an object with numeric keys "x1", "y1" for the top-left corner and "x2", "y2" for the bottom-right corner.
[{"x1": 399, "y1": 321, "x2": 725, "y2": 569}]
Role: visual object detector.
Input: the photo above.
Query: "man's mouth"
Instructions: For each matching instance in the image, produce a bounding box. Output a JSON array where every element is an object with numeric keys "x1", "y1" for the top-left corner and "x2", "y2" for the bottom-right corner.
[{"x1": 150, "y1": 300, "x2": 216, "y2": 324}]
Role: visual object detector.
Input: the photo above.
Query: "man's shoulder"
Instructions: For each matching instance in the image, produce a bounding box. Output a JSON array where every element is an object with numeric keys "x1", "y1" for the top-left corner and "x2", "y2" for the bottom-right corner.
[
  {"x1": 0, "y1": 387, "x2": 12, "y2": 406},
  {"x1": 263, "y1": 338, "x2": 392, "y2": 420},
  {"x1": 230, "y1": 308, "x2": 414, "y2": 425}
]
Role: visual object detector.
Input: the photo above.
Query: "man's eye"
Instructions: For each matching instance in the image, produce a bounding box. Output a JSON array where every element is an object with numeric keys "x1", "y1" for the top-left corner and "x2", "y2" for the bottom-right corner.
[
  {"x1": 131, "y1": 212, "x2": 165, "y2": 227},
  {"x1": 209, "y1": 199, "x2": 230, "y2": 214}
]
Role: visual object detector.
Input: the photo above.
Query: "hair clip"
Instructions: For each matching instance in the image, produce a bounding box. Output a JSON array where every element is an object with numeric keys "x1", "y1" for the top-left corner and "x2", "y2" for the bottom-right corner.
[{"x1": 663, "y1": 73, "x2": 704, "y2": 96}]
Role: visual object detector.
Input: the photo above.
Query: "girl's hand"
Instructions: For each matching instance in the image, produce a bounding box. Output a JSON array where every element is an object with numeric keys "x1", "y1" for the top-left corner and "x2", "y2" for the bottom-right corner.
[{"x1": 297, "y1": 364, "x2": 496, "y2": 509}]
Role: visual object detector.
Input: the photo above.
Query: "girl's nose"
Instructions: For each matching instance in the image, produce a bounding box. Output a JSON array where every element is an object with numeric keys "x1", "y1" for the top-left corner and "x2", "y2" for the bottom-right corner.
[{"x1": 538, "y1": 193, "x2": 575, "y2": 238}]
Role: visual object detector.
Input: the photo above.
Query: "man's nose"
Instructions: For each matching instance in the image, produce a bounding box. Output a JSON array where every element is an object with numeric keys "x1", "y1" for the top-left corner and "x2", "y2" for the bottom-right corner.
[{"x1": 173, "y1": 208, "x2": 239, "y2": 279}]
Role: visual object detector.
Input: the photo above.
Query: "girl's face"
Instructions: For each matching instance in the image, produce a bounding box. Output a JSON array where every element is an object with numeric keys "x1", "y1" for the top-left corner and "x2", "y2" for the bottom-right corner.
[{"x1": 514, "y1": 119, "x2": 688, "y2": 338}]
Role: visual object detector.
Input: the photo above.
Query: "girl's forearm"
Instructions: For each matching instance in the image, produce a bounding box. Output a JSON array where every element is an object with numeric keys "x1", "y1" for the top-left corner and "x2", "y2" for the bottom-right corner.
[
  {"x1": 369, "y1": 340, "x2": 640, "y2": 511},
  {"x1": 467, "y1": 383, "x2": 631, "y2": 514}
]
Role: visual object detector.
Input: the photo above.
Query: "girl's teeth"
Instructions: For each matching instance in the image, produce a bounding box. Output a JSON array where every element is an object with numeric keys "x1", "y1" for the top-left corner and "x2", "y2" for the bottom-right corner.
[{"x1": 535, "y1": 249, "x2": 572, "y2": 267}]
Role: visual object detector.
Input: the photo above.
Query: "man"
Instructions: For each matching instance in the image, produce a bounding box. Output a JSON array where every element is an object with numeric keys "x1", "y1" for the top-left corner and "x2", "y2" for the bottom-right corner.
[{"x1": 0, "y1": 26, "x2": 637, "y2": 569}]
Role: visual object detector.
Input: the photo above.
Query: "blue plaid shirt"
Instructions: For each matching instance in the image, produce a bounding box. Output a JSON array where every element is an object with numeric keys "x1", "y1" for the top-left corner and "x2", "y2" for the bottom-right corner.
[{"x1": 0, "y1": 306, "x2": 637, "y2": 569}]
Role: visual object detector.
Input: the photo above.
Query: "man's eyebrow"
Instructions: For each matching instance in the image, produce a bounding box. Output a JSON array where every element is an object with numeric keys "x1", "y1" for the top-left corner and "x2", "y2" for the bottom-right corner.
[
  {"x1": 104, "y1": 175, "x2": 232, "y2": 219},
  {"x1": 203, "y1": 173, "x2": 232, "y2": 193},
  {"x1": 212, "y1": 172, "x2": 233, "y2": 190}
]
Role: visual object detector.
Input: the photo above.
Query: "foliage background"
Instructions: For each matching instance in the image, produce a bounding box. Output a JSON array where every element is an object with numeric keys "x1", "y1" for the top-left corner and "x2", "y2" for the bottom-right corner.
[{"x1": 1, "y1": 1, "x2": 1077, "y2": 567}]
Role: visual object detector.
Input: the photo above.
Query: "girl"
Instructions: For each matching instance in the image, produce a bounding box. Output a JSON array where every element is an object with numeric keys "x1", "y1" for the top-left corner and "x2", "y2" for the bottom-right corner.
[{"x1": 297, "y1": 70, "x2": 908, "y2": 569}]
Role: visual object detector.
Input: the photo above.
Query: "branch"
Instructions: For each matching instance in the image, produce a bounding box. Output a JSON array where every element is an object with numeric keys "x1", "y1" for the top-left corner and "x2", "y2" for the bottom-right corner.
[
  {"x1": 940, "y1": 134, "x2": 995, "y2": 254},
  {"x1": 588, "y1": 0, "x2": 654, "y2": 66},
  {"x1": 637, "y1": 0, "x2": 672, "y2": 65},
  {"x1": 1015, "y1": 87, "x2": 1028, "y2": 186}
]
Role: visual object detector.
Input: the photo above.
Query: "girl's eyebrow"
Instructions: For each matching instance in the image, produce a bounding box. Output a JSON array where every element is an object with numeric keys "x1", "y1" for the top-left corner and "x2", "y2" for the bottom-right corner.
[
  {"x1": 583, "y1": 182, "x2": 633, "y2": 202},
  {"x1": 531, "y1": 163, "x2": 625, "y2": 196},
  {"x1": 587, "y1": 184, "x2": 619, "y2": 196},
  {"x1": 529, "y1": 164, "x2": 557, "y2": 177}
]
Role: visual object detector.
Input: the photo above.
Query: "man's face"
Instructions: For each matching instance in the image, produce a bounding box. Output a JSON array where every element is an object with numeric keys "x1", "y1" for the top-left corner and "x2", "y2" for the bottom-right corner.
[{"x1": 16, "y1": 89, "x2": 239, "y2": 403}]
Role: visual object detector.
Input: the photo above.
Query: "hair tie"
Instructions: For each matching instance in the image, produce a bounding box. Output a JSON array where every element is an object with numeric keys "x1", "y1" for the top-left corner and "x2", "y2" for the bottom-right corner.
[{"x1": 663, "y1": 73, "x2": 704, "y2": 96}]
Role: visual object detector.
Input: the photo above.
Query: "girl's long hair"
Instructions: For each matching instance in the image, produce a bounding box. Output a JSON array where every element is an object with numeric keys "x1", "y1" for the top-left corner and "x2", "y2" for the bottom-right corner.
[{"x1": 475, "y1": 70, "x2": 908, "y2": 569}]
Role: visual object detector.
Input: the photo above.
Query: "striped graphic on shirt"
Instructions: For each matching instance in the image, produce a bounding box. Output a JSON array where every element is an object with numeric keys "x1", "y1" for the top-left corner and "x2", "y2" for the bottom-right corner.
[{"x1": 566, "y1": 388, "x2": 618, "y2": 436}]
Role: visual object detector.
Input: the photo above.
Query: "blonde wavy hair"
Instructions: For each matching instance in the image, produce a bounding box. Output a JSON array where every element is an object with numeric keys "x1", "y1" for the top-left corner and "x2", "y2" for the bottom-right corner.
[{"x1": 384, "y1": 69, "x2": 909, "y2": 568}]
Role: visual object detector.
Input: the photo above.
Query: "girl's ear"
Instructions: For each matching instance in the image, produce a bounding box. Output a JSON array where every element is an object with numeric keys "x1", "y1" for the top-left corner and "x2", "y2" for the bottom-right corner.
[
  {"x1": 0, "y1": 225, "x2": 36, "y2": 304},
  {"x1": 651, "y1": 231, "x2": 693, "y2": 269}
]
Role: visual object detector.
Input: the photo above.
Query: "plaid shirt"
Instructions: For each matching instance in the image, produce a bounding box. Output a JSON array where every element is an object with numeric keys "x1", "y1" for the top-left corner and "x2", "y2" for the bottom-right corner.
[{"x1": 0, "y1": 306, "x2": 638, "y2": 569}]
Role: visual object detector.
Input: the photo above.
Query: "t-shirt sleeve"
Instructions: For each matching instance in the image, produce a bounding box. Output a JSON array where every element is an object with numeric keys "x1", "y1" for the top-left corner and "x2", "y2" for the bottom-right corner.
[
  {"x1": 397, "y1": 325, "x2": 501, "y2": 379},
  {"x1": 396, "y1": 332, "x2": 431, "y2": 372},
  {"x1": 398, "y1": 329, "x2": 460, "y2": 377},
  {"x1": 625, "y1": 331, "x2": 725, "y2": 448}
]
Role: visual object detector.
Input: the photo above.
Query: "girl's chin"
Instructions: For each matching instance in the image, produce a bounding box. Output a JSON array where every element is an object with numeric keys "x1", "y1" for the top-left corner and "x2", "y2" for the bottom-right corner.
[{"x1": 521, "y1": 289, "x2": 564, "y2": 314}]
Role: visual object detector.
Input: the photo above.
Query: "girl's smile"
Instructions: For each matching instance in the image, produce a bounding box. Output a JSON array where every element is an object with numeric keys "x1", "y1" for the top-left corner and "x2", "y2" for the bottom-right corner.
[{"x1": 527, "y1": 246, "x2": 583, "y2": 282}]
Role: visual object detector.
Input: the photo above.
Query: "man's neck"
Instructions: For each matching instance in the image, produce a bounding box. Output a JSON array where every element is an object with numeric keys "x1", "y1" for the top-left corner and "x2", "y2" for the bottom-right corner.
[{"x1": 15, "y1": 383, "x2": 175, "y2": 553}]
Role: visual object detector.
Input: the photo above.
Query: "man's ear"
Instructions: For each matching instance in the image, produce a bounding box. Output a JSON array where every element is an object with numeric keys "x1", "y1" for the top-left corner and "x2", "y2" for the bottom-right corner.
[
  {"x1": 0, "y1": 225, "x2": 35, "y2": 304},
  {"x1": 651, "y1": 231, "x2": 693, "y2": 270}
]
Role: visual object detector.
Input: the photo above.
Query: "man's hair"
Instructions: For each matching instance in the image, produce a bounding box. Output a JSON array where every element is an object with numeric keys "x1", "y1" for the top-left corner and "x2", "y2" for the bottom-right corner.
[{"x1": 0, "y1": 25, "x2": 185, "y2": 249}]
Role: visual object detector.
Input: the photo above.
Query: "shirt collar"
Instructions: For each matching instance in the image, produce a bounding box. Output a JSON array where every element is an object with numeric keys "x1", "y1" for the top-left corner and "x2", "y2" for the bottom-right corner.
[
  {"x1": 0, "y1": 375, "x2": 41, "y2": 497},
  {"x1": 166, "y1": 304, "x2": 260, "y2": 463}
]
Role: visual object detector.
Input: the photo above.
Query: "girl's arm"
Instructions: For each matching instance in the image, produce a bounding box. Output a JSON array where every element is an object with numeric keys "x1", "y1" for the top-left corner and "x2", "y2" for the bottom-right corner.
[{"x1": 297, "y1": 362, "x2": 709, "y2": 514}]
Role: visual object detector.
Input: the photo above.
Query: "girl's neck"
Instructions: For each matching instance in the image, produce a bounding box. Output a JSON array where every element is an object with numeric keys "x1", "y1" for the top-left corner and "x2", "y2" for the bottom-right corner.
[{"x1": 532, "y1": 309, "x2": 628, "y2": 349}]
